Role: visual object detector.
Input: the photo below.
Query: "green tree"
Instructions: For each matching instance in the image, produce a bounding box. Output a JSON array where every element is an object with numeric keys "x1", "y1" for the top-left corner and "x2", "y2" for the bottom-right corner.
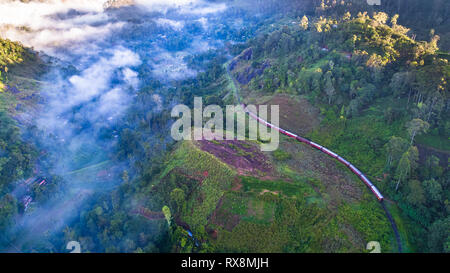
[
  {"x1": 406, "y1": 118, "x2": 430, "y2": 144},
  {"x1": 300, "y1": 15, "x2": 309, "y2": 30},
  {"x1": 390, "y1": 14, "x2": 399, "y2": 26},
  {"x1": 395, "y1": 152, "x2": 411, "y2": 191},
  {"x1": 343, "y1": 11, "x2": 351, "y2": 21},
  {"x1": 170, "y1": 188, "x2": 185, "y2": 211},
  {"x1": 390, "y1": 72, "x2": 413, "y2": 100},
  {"x1": 407, "y1": 146, "x2": 419, "y2": 174},
  {"x1": 394, "y1": 146, "x2": 418, "y2": 191},
  {"x1": 423, "y1": 155, "x2": 443, "y2": 179},
  {"x1": 423, "y1": 179, "x2": 443, "y2": 202},
  {"x1": 406, "y1": 180, "x2": 425, "y2": 206},
  {"x1": 0, "y1": 194, "x2": 17, "y2": 230},
  {"x1": 373, "y1": 12, "x2": 389, "y2": 25},
  {"x1": 427, "y1": 217, "x2": 450, "y2": 253},
  {"x1": 324, "y1": 71, "x2": 335, "y2": 104},
  {"x1": 385, "y1": 136, "x2": 409, "y2": 168},
  {"x1": 162, "y1": 205, "x2": 171, "y2": 226}
]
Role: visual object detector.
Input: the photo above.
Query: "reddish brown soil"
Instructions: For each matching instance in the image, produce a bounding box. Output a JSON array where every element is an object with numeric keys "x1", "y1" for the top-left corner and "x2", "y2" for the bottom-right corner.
[
  {"x1": 172, "y1": 168, "x2": 208, "y2": 185},
  {"x1": 259, "y1": 94, "x2": 321, "y2": 135},
  {"x1": 132, "y1": 207, "x2": 165, "y2": 220},
  {"x1": 280, "y1": 139, "x2": 364, "y2": 205},
  {"x1": 231, "y1": 177, "x2": 243, "y2": 191},
  {"x1": 206, "y1": 226, "x2": 219, "y2": 239},
  {"x1": 197, "y1": 139, "x2": 274, "y2": 177}
]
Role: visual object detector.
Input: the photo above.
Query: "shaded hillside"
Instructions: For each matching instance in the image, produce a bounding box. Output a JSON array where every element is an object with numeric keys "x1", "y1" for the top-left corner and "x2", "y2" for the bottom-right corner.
[{"x1": 0, "y1": 38, "x2": 46, "y2": 232}]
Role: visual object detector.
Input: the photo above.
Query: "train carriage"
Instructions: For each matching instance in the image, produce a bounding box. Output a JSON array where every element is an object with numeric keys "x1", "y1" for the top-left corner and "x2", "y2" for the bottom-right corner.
[
  {"x1": 321, "y1": 147, "x2": 338, "y2": 158},
  {"x1": 310, "y1": 142, "x2": 323, "y2": 150}
]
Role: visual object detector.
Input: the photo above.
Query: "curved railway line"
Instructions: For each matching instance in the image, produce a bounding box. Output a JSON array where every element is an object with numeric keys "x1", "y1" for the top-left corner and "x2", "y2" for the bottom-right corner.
[{"x1": 226, "y1": 61, "x2": 403, "y2": 252}]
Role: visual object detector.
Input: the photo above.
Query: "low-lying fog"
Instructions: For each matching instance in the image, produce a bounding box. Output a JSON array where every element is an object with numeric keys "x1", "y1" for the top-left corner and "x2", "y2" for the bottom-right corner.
[{"x1": 0, "y1": 0, "x2": 281, "y2": 252}]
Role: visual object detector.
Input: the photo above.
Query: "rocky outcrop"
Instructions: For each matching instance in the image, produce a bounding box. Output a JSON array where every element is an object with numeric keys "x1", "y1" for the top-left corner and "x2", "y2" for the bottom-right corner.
[
  {"x1": 235, "y1": 61, "x2": 270, "y2": 85},
  {"x1": 229, "y1": 47, "x2": 253, "y2": 71}
]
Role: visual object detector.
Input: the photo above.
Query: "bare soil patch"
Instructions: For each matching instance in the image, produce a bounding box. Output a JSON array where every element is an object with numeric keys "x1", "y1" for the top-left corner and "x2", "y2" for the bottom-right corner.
[
  {"x1": 259, "y1": 94, "x2": 321, "y2": 135},
  {"x1": 197, "y1": 140, "x2": 274, "y2": 178},
  {"x1": 417, "y1": 143, "x2": 449, "y2": 169},
  {"x1": 280, "y1": 139, "x2": 364, "y2": 205}
]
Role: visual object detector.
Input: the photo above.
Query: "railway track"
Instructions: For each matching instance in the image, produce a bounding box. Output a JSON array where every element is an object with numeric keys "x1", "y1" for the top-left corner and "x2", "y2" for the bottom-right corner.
[{"x1": 226, "y1": 61, "x2": 403, "y2": 252}]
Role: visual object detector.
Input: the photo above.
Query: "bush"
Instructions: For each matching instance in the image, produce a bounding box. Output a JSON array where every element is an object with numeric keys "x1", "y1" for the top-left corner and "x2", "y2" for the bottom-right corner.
[{"x1": 273, "y1": 149, "x2": 292, "y2": 161}]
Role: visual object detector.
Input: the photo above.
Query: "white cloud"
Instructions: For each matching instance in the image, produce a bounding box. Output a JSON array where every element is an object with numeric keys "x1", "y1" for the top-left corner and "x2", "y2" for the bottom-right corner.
[
  {"x1": 122, "y1": 67, "x2": 140, "y2": 89},
  {"x1": 135, "y1": 0, "x2": 227, "y2": 15},
  {"x1": 0, "y1": 0, "x2": 120, "y2": 51},
  {"x1": 38, "y1": 47, "x2": 141, "y2": 134},
  {"x1": 155, "y1": 18, "x2": 184, "y2": 31},
  {"x1": 149, "y1": 48, "x2": 196, "y2": 80}
]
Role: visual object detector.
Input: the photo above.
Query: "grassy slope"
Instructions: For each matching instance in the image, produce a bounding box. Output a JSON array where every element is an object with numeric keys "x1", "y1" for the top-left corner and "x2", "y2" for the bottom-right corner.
[
  {"x1": 160, "y1": 141, "x2": 236, "y2": 231},
  {"x1": 156, "y1": 123, "x2": 397, "y2": 252}
]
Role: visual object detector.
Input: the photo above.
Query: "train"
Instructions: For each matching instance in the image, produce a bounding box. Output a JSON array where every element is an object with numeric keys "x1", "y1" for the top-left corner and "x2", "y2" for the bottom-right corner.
[{"x1": 241, "y1": 103, "x2": 384, "y2": 202}]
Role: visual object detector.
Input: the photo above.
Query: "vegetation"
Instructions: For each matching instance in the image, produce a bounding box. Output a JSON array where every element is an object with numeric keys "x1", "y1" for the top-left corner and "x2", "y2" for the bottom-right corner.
[
  {"x1": 63, "y1": 7, "x2": 447, "y2": 253},
  {"x1": 233, "y1": 9, "x2": 448, "y2": 252},
  {"x1": 0, "y1": 40, "x2": 41, "y2": 244}
]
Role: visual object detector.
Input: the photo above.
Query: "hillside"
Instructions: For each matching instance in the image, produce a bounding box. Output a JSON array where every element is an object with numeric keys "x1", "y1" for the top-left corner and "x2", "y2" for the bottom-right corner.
[
  {"x1": 156, "y1": 139, "x2": 398, "y2": 252},
  {"x1": 0, "y1": 38, "x2": 47, "y2": 231},
  {"x1": 58, "y1": 10, "x2": 447, "y2": 253}
]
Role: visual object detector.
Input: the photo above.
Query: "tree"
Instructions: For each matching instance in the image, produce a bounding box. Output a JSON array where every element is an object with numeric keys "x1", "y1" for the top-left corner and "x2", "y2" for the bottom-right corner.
[
  {"x1": 0, "y1": 38, "x2": 25, "y2": 73},
  {"x1": 423, "y1": 179, "x2": 443, "y2": 202},
  {"x1": 395, "y1": 151, "x2": 410, "y2": 191},
  {"x1": 407, "y1": 146, "x2": 419, "y2": 174},
  {"x1": 427, "y1": 217, "x2": 450, "y2": 253},
  {"x1": 324, "y1": 71, "x2": 335, "y2": 104},
  {"x1": 343, "y1": 11, "x2": 351, "y2": 21},
  {"x1": 385, "y1": 136, "x2": 409, "y2": 167},
  {"x1": 162, "y1": 205, "x2": 171, "y2": 226},
  {"x1": 424, "y1": 91, "x2": 444, "y2": 123},
  {"x1": 346, "y1": 98, "x2": 361, "y2": 117},
  {"x1": 366, "y1": 53, "x2": 384, "y2": 70},
  {"x1": 390, "y1": 72, "x2": 413, "y2": 99},
  {"x1": 170, "y1": 188, "x2": 185, "y2": 211},
  {"x1": 406, "y1": 118, "x2": 430, "y2": 144},
  {"x1": 406, "y1": 180, "x2": 425, "y2": 206},
  {"x1": 0, "y1": 194, "x2": 17, "y2": 230},
  {"x1": 300, "y1": 15, "x2": 309, "y2": 30},
  {"x1": 423, "y1": 155, "x2": 443, "y2": 179},
  {"x1": 314, "y1": 16, "x2": 329, "y2": 33},
  {"x1": 373, "y1": 12, "x2": 389, "y2": 25},
  {"x1": 394, "y1": 145, "x2": 418, "y2": 191},
  {"x1": 393, "y1": 23, "x2": 410, "y2": 36},
  {"x1": 390, "y1": 14, "x2": 399, "y2": 26}
]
